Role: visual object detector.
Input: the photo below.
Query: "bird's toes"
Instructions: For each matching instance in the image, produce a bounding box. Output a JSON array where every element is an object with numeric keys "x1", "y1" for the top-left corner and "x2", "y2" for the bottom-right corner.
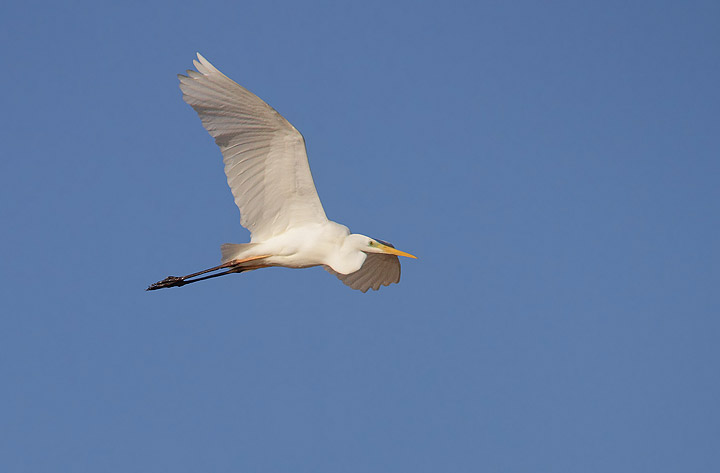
[{"x1": 146, "y1": 276, "x2": 185, "y2": 291}]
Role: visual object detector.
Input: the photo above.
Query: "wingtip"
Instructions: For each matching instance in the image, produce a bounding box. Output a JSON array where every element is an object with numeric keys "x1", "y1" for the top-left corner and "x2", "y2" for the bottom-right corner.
[
  {"x1": 195, "y1": 52, "x2": 210, "y2": 68},
  {"x1": 193, "y1": 52, "x2": 221, "y2": 75}
]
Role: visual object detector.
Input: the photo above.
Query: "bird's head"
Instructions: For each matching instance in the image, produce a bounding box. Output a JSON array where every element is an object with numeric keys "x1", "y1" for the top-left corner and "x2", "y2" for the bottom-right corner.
[{"x1": 350, "y1": 234, "x2": 417, "y2": 259}]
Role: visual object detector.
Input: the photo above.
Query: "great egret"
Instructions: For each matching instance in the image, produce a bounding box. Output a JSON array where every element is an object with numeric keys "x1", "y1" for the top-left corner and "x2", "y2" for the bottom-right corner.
[{"x1": 147, "y1": 54, "x2": 416, "y2": 293}]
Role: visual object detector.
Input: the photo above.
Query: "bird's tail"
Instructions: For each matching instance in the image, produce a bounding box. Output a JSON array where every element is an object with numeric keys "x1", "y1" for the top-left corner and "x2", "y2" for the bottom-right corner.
[{"x1": 220, "y1": 243, "x2": 258, "y2": 263}]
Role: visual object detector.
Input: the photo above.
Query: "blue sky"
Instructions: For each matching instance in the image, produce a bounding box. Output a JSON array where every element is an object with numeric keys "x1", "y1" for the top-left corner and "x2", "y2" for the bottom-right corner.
[{"x1": 1, "y1": 0, "x2": 718, "y2": 471}]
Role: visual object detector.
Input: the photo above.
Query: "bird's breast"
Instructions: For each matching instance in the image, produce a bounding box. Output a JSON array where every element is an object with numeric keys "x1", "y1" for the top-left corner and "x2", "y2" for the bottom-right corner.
[{"x1": 325, "y1": 249, "x2": 367, "y2": 275}]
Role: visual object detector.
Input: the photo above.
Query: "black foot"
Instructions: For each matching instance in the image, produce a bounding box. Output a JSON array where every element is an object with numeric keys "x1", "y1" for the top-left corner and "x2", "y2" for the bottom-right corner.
[{"x1": 146, "y1": 276, "x2": 186, "y2": 291}]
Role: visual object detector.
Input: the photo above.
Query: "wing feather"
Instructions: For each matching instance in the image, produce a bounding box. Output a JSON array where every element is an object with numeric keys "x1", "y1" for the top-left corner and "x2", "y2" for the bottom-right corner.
[
  {"x1": 325, "y1": 254, "x2": 402, "y2": 292},
  {"x1": 178, "y1": 53, "x2": 327, "y2": 240}
]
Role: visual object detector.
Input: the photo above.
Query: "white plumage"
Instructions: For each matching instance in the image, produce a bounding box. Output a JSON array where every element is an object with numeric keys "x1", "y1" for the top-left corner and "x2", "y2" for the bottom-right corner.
[
  {"x1": 179, "y1": 54, "x2": 327, "y2": 241},
  {"x1": 148, "y1": 54, "x2": 416, "y2": 293}
]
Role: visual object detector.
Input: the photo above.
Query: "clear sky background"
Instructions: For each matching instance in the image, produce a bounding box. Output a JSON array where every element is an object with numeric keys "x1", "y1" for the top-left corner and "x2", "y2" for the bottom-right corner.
[{"x1": 1, "y1": 1, "x2": 718, "y2": 471}]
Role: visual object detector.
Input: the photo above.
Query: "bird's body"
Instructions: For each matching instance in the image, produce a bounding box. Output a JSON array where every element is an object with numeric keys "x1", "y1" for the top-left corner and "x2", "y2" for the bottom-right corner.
[
  {"x1": 223, "y1": 221, "x2": 363, "y2": 273},
  {"x1": 148, "y1": 54, "x2": 416, "y2": 292}
]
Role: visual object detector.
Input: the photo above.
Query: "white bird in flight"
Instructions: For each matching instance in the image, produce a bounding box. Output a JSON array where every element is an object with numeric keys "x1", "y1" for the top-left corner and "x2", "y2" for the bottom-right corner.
[{"x1": 148, "y1": 54, "x2": 416, "y2": 292}]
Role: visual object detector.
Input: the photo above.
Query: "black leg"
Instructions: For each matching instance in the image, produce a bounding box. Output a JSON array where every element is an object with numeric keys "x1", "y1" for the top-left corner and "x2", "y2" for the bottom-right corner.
[
  {"x1": 146, "y1": 267, "x2": 245, "y2": 290},
  {"x1": 146, "y1": 255, "x2": 271, "y2": 291}
]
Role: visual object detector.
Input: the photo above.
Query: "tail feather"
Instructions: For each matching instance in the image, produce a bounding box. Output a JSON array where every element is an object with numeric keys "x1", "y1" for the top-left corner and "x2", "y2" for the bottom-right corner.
[{"x1": 220, "y1": 243, "x2": 257, "y2": 263}]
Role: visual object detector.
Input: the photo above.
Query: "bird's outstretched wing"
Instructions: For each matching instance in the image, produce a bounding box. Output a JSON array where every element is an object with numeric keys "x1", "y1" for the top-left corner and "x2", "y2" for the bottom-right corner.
[
  {"x1": 325, "y1": 253, "x2": 401, "y2": 292},
  {"x1": 178, "y1": 53, "x2": 328, "y2": 240}
]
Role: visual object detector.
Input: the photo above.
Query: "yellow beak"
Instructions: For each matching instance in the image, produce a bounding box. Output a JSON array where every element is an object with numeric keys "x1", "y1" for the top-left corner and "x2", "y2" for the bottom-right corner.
[{"x1": 378, "y1": 243, "x2": 418, "y2": 259}]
